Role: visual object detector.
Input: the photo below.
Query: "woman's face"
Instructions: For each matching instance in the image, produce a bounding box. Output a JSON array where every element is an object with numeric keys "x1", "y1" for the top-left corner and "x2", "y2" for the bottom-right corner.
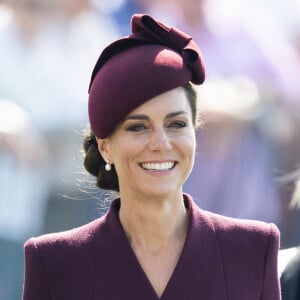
[{"x1": 98, "y1": 87, "x2": 196, "y2": 199}]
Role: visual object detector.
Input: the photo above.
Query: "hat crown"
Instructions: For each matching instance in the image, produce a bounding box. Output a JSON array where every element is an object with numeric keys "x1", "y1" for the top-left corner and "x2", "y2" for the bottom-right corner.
[{"x1": 88, "y1": 14, "x2": 205, "y2": 138}]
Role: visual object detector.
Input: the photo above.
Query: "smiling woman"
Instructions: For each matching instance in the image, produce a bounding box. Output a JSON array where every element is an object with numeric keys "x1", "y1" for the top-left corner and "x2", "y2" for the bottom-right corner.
[
  {"x1": 23, "y1": 14, "x2": 281, "y2": 300},
  {"x1": 83, "y1": 84, "x2": 197, "y2": 192},
  {"x1": 95, "y1": 87, "x2": 196, "y2": 202}
]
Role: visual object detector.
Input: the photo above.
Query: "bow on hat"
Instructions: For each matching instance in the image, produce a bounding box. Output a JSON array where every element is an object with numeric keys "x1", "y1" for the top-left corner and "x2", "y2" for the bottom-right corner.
[
  {"x1": 89, "y1": 14, "x2": 205, "y2": 91},
  {"x1": 131, "y1": 15, "x2": 205, "y2": 83}
]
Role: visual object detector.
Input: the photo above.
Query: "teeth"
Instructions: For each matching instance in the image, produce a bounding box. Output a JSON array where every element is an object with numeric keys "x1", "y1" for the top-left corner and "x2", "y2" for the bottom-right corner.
[{"x1": 141, "y1": 162, "x2": 175, "y2": 171}]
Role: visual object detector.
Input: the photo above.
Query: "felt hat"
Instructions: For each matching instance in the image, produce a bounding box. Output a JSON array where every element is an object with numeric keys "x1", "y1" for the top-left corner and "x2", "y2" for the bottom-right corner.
[{"x1": 88, "y1": 14, "x2": 205, "y2": 138}]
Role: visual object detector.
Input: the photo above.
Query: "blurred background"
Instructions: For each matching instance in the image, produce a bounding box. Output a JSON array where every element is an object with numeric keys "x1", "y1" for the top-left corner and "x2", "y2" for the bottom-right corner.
[{"x1": 0, "y1": 0, "x2": 299, "y2": 298}]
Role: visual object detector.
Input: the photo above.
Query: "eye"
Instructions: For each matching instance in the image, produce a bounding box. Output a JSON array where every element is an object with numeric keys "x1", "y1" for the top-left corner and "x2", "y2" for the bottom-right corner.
[
  {"x1": 126, "y1": 123, "x2": 148, "y2": 132},
  {"x1": 168, "y1": 120, "x2": 187, "y2": 129}
]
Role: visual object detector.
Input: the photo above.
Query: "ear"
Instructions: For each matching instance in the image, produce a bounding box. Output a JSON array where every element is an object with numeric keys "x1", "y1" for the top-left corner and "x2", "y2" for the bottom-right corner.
[{"x1": 96, "y1": 137, "x2": 112, "y2": 163}]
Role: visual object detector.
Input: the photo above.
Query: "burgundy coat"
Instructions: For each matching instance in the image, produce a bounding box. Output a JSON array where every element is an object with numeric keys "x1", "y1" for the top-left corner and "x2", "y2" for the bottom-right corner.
[{"x1": 23, "y1": 194, "x2": 281, "y2": 300}]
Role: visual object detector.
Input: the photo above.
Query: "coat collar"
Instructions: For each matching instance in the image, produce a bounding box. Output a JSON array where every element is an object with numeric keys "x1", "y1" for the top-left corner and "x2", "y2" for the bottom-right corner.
[{"x1": 93, "y1": 194, "x2": 228, "y2": 299}]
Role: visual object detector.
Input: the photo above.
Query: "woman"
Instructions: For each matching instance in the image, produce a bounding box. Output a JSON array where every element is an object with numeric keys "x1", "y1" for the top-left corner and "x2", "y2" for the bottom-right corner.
[{"x1": 23, "y1": 14, "x2": 281, "y2": 299}]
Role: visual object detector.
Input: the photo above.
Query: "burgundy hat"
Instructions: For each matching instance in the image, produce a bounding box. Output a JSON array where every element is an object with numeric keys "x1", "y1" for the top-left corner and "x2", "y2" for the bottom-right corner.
[{"x1": 88, "y1": 14, "x2": 205, "y2": 138}]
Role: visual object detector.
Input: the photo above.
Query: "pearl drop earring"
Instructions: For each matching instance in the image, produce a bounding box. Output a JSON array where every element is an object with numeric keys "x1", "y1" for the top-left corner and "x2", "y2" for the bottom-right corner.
[{"x1": 105, "y1": 160, "x2": 111, "y2": 172}]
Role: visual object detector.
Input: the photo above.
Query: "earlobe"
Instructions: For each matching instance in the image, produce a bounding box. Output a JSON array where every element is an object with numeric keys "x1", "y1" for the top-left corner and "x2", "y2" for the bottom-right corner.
[{"x1": 96, "y1": 137, "x2": 111, "y2": 162}]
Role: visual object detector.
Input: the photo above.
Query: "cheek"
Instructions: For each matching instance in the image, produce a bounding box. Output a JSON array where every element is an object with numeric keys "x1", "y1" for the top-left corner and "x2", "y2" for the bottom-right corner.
[
  {"x1": 183, "y1": 131, "x2": 196, "y2": 150},
  {"x1": 110, "y1": 138, "x2": 139, "y2": 167},
  {"x1": 177, "y1": 134, "x2": 196, "y2": 161}
]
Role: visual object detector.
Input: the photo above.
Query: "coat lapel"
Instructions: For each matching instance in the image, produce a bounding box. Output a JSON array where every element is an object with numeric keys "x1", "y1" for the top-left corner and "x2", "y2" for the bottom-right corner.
[
  {"x1": 93, "y1": 199, "x2": 159, "y2": 300},
  {"x1": 161, "y1": 194, "x2": 229, "y2": 300},
  {"x1": 93, "y1": 196, "x2": 228, "y2": 300}
]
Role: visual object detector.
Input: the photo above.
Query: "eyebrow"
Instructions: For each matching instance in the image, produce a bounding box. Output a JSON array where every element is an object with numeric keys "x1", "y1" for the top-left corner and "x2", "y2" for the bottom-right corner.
[{"x1": 124, "y1": 110, "x2": 188, "y2": 121}]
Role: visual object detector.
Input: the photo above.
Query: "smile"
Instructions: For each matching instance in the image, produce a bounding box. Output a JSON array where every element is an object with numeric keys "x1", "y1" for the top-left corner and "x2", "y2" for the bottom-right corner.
[{"x1": 140, "y1": 162, "x2": 176, "y2": 171}]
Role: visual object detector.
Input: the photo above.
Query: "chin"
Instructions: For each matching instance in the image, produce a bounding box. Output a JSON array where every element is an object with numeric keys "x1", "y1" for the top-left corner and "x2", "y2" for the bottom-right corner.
[{"x1": 141, "y1": 184, "x2": 181, "y2": 199}]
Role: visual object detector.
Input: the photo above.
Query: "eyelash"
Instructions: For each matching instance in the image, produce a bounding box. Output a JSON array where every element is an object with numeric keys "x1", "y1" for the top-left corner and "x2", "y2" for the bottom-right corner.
[
  {"x1": 125, "y1": 121, "x2": 187, "y2": 132},
  {"x1": 126, "y1": 123, "x2": 148, "y2": 132},
  {"x1": 169, "y1": 121, "x2": 187, "y2": 128}
]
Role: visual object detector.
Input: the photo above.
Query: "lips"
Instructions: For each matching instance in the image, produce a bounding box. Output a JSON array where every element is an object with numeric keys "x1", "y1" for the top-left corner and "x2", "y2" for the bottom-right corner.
[{"x1": 140, "y1": 161, "x2": 176, "y2": 171}]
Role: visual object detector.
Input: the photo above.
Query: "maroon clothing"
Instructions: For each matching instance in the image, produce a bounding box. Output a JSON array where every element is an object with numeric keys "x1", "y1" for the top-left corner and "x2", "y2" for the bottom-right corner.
[{"x1": 23, "y1": 194, "x2": 281, "y2": 299}]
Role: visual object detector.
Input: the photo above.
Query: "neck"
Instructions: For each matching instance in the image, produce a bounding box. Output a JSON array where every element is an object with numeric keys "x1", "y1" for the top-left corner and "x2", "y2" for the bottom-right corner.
[{"x1": 119, "y1": 193, "x2": 189, "y2": 254}]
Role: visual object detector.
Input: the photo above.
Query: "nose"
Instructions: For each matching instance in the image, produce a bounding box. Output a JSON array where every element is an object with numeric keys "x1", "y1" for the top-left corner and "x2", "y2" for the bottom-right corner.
[{"x1": 148, "y1": 128, "x2": 172, "y2": 152}]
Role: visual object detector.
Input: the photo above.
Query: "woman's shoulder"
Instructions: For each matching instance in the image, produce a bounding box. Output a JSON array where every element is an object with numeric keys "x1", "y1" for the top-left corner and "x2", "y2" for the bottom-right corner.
[
  {"x1": 186, "y1": 193, "x2": 279, "y2": 241},
  {"x1": 205, "y1": 209, "x2": 279, "y2": 237},
  {"x1": 24, "y1": 215, "x2": 105, "y2": 251},
  {"x1": 195, "y1": 207, "x2": 280, "y2": 293},
  {"x1": 201, "y1": 210, "x2": 279, "y2": 238},
  {"x1": 23, "y1": 215, "x2": 111, "y2": 298},
  {"x1": 197, "y1": 208, "x2": 280, "y2": 253}
]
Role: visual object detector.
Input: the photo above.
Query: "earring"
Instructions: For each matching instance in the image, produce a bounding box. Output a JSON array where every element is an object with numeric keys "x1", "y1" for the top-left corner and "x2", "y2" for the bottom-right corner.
[{"x1": 105, "y1": 160, "x2": 111, "y2": 172}]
